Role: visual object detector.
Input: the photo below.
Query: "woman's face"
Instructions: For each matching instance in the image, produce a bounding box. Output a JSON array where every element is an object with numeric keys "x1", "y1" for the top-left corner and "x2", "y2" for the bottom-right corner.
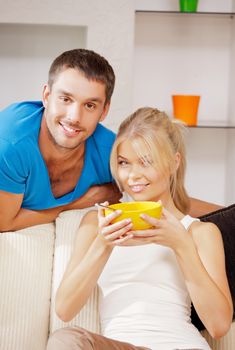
[{"x1": 117, "y1": 139, "x2": 171, "y2": 202}]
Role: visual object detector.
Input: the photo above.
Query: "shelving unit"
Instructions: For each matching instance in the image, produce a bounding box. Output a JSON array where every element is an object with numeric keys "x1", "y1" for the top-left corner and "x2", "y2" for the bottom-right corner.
[
  {"x1": 133, "y1": 8, "x2": 235, "y2": 205},
  {"x1": 136, "y1": 11, "x2": 235, "y2": 16}
]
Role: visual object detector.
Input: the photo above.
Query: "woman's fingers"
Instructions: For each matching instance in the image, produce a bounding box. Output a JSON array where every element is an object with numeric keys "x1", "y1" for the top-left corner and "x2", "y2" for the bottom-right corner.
[
  {"x1": 113, "y1": 233, "x2": 134, "y2": 245},
  {"x1": 133, "y1": 229, "x2": 156, "y2": 237},
  {"x1": 101, "y1": 219, "x2": 132, "y2": 238},
  {"x1": 96, "y1": 201, "x2": 134, "y2": 244},
  {"x1": 100, "y1": 210, "x2": 122, "y2": 226},
  {"x1": 140, "y1": 213, "x2": 162, "y2": 228},
  {"x1": 97, "y1": 201, "x2": 122, "y2": 227}
]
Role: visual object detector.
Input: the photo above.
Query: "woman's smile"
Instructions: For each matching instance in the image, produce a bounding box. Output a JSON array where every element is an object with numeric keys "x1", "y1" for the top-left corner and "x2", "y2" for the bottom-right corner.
[{"x1": 128, "y1": 183, "x2": 150, "y2": 193}]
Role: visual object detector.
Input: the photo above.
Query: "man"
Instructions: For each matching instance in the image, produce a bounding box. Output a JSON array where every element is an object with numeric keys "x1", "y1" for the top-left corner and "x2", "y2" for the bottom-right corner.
[{"x1": 0, "y1": 48, "x2": 121, "y2": 232}]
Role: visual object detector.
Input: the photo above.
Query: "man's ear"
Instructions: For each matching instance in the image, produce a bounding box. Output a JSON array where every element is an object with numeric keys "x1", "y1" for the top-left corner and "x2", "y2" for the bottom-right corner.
[
  {"x1": 42, "y1": 84, "x2": 50, "y2": 108},
  {"x1": 99, "y1": 101, "x2": 111, "y2": 122}
]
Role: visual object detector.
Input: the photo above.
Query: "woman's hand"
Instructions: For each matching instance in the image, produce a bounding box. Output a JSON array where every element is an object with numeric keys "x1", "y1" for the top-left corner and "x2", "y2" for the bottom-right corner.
[
  {"x1": 130, "y1": 208, "x2": 193, "y2": 252},
  {"x1": 97, "y1": 202, "x2": 134, "y2": 246}
]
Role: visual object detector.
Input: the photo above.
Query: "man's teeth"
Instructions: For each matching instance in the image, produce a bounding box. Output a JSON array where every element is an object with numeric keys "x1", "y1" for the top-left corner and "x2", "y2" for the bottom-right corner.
[
  {"x1": 65, "y1": 126, "x2": 77, "y2": 132},
  {"x1": 61, "y1": 123, "x2": 78, "y2": 132}
]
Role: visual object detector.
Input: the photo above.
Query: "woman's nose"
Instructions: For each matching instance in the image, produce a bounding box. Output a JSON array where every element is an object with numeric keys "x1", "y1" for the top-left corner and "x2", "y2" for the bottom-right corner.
[{"x1": 128, "y1": 165, "x2": 143, "y2": 180}]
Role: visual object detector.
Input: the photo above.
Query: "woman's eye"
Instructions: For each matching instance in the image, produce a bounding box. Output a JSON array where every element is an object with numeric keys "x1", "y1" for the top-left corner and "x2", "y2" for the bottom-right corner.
[
  {"x1": 118, "y1": 160, "x2": 129, "y2": 166},
  {"x1": 141, "y1": 161, "x2": 151, "y2": 168},
  {"x1": 140, "y1": 156, "x2": 153, "y2": 167}
]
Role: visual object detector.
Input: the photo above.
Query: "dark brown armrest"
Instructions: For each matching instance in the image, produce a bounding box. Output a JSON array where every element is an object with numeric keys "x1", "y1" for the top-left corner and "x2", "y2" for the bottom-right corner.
[{"x1": 189, "y1": 197, "x2": 224, "y2": 218}]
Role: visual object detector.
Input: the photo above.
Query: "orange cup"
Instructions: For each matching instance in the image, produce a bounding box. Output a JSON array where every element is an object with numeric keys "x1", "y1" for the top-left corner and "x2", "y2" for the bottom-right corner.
[{"x1": 172, "y1": 95, "x2": 200, "y2": 126}]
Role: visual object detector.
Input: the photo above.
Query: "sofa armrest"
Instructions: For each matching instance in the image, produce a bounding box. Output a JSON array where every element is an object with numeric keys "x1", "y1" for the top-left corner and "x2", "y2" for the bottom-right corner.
[{"x1": 0, "y1": 223, "x2": 55, "y2": 350}]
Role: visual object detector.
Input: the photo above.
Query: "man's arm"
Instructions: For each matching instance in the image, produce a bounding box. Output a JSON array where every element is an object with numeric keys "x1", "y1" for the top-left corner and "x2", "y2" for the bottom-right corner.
[
  {"x1": 189, "y1": 197, "x2": 224, "y2": 218},
  {"x1": 66, "y1": 183, "x2": 122, "y2": 211},
  {"x1": 0, "y1": 184, "x2": 122, "y2": 232},
  {"x1": 0, "y1": 191, "x2": 64, "y2": 232}
]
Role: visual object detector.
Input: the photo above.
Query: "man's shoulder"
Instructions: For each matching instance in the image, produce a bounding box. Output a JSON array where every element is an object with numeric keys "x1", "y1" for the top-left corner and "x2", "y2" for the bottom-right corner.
[
  {"x1": 92, "y1": 123, "x2": 116, "y2": 147},
  {"x1": 0, "y1": 101, "x2": 44, "y2": 144},
  {"x1": 0, "y1": 100, "x2": 43, "y2": 117}
]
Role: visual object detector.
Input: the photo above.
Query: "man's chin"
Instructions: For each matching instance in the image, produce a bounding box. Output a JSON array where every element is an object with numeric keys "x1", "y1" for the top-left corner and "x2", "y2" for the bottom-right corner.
[
  {"x1": 52, "y1": 138, "x2": 83, "y2": 151},
  {"x1": 47, "y1": 127, "x2": 83, "y2": 150}
]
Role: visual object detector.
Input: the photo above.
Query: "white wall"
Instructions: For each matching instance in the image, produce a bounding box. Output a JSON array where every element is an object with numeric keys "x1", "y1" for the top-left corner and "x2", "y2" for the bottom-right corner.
[
  {"x1": 0, "y1": 0, "x2": 135, "y2": 131},
  {"x1": 0, "y1": 24, "x2": 86, "y2": 107},
  {"x1": 184, "y1": 129, "x2": 228, "y2": 205},
  {"x1": 135, "y1": 0, "x2": 235, "y2": 12},
  {"x1": 226, "y1": 131, "x2": 235, "y2": 204}
]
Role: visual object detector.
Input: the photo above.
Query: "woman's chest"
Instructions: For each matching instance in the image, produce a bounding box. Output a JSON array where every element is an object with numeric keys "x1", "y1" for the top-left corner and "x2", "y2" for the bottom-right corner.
[{"x1": 99, "y1": 244, "x2": 185, "y2": 288}]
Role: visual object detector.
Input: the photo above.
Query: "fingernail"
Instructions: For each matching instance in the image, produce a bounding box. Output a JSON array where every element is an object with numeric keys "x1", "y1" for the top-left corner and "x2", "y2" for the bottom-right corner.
[{"x1": 116, "y1": 210, "x2": 122, "y2": 214}]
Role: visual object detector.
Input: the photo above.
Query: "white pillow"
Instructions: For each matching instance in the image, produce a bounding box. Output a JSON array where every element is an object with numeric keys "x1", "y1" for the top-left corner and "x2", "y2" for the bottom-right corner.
[
  {"x1": 0, "y1": 223, "x2": 55, "y2": 350},
  {"x1": 50, "y1": 208, "x2": 100, "y2": 335}
]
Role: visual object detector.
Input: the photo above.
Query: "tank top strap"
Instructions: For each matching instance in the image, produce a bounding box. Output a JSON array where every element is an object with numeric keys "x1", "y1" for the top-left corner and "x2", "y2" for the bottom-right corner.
[{"x1": 181, "y1": 215, "x2": 200, "y2": 230}]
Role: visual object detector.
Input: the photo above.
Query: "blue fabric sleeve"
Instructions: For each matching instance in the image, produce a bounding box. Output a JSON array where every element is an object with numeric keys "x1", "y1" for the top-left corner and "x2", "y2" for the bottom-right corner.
[{"x1": 0, "y1": 139, "x2": 26, "y2": 194}]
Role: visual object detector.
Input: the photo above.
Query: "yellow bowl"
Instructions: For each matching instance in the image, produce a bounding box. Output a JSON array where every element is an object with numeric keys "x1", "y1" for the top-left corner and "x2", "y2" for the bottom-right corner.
[{"x1": 105, "y1": 201, "x2": 162, "y2": 230}]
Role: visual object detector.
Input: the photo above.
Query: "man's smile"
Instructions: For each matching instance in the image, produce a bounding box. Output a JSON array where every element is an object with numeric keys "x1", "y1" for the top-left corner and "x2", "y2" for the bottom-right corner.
[{"x1": 59, "y1": 121, "x2": 82, "y2": 137}]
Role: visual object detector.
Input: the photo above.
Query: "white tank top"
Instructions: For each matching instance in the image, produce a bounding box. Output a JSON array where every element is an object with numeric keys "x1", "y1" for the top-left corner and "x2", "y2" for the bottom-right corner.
[{"x1": 98, "y1": 215, "x2": 211, "y2": 350}]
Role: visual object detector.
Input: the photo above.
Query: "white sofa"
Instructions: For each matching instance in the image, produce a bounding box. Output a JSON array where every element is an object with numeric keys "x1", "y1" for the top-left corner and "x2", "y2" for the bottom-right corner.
[{"x1": 0, "y1": 208, "x2": 234, "y2": 350}]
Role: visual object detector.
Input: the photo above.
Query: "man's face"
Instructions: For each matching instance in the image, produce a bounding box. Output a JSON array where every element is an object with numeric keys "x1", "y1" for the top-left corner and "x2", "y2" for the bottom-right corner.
[{"x1": 42, "y1": 68, "x2": 110, "y2": 150}]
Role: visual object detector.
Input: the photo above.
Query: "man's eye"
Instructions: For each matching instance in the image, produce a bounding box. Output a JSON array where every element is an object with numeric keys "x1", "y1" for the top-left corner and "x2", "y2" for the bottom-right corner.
[
  {"x1": 86, "y1": 103, "x2": 96, "y2": 110},
  {"x1": 59, "y1": 96, "x2": 70, "y2": 103}
]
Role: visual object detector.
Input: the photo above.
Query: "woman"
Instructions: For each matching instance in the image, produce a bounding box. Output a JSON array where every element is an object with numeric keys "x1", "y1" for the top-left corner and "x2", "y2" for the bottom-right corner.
[{"x1": 48, "y1": 107, "x2": 232, "y2": 350}]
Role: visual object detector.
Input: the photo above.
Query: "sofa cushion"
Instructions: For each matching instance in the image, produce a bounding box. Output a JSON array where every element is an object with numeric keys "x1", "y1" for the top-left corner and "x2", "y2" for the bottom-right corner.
[
  {"x1": 0, "y1": 223, "x2": 55, "y2": 350},
  {"x1": 191, "y1": 204, "x2": 235, "y2": 331},
  {"x1": 201, "y1": 321, "x2": 235, "y2": 349},
  {"x1": 50, "y1": 208, "x2": 100, "y2": 335}
]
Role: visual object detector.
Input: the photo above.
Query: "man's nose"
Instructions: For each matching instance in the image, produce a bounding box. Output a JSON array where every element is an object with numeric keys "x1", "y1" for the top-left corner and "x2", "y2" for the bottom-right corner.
[{"x1": 67, "y1": 104, "x2": 82, "y2": 123}]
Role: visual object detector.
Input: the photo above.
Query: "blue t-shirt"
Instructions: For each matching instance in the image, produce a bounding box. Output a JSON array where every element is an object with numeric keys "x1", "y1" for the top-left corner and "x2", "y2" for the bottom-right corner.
[{"x1": 0, "y1": 101, "x2": 116, "y2": 210}]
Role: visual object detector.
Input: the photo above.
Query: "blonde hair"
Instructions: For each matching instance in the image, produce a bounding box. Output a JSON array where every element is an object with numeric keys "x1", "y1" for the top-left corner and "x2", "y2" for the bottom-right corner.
[{"x1": 110, "y1": 107, "x2": 190, "y2": 214}]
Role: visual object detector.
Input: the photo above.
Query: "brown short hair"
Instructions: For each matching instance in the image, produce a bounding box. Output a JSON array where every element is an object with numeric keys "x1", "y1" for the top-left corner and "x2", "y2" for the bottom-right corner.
[{"x1": 48, "y1": 48, "x2": 115, "y2": 104}]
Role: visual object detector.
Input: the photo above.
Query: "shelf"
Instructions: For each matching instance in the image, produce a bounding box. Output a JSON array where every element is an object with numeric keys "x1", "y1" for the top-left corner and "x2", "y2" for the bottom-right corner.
[
  {"x1": 188, "y1": 124, "x2": 235, "y2": 129},
  {"x1": 135, "y1": 10, "x2": 235, "y2": 17},
  {"x1": 188, "y1": 120, "x2": 235, "y2": 128},
  {"x1": 173, "y1": 120, "x2": 235, "y2": 129}
]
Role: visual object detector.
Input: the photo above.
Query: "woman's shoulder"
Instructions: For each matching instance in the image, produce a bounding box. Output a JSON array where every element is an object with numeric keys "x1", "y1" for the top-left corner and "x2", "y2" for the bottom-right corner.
[
  {"x1": 80, "y1": 209, "x2": 98, "y2": 225},
  {"x1": 188, "y1": 216, "x2": 222, "y2": 248}
]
